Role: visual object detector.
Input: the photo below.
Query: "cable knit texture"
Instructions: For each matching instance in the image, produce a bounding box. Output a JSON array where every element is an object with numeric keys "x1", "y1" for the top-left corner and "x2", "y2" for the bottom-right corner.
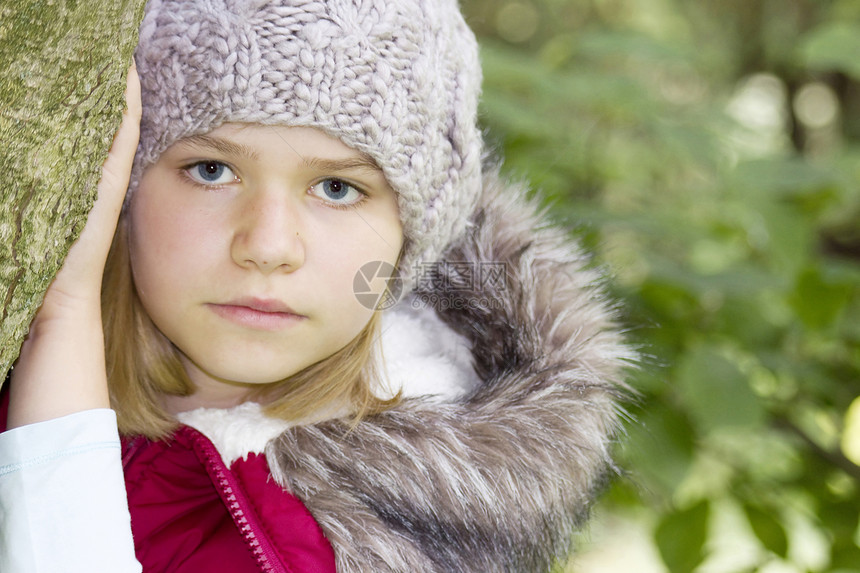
[{"x1": 132, "y1": 0, "x2": 484, "y2": 281}]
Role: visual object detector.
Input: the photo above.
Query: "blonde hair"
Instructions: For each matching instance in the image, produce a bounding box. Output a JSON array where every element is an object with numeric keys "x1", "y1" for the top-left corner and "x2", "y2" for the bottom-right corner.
[{"x1": 102, "y1": 218, "x2": 399, "y2": 440}]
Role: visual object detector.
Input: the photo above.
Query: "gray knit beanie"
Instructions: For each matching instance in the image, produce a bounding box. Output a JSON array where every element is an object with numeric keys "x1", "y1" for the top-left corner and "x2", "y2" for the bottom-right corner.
[{"x1": 132, "y1": 0, "x2": 483, "y2": 285}]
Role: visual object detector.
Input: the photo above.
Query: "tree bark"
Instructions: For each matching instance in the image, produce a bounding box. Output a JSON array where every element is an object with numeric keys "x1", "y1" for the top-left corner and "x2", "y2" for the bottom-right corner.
[{"x1": 0, "y1": 0, "x2": 146, "y2": 385}]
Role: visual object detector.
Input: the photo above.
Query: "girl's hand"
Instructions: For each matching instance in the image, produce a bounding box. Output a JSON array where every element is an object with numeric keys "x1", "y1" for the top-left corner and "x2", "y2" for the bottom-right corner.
[
  {"x1": 7, "y1": 64, "x2": 141, "y2": 429},
  {"x1": 40, "y1": 63, "x2": 141, "y2": 318}
]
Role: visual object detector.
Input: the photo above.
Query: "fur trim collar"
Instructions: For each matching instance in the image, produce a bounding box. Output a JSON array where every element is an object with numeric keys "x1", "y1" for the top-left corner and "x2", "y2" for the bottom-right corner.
[{"x1": 261, "y1": 166, "x2": 634, "y2": 572}]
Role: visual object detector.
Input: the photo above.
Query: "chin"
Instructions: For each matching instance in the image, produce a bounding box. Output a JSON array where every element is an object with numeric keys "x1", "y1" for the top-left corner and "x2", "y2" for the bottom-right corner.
[
  {"x1": 217, "y1": 367, "x2": 297, "y2": 386},
  {"x1": 192, "y1": 354, "x2": 305, "y2": 387}
]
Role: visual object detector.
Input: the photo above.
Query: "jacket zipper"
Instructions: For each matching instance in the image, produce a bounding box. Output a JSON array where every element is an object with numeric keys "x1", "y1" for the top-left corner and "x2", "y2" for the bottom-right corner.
[{"x1": 183, "y1": 426, "x2": 290, "y2": 573}]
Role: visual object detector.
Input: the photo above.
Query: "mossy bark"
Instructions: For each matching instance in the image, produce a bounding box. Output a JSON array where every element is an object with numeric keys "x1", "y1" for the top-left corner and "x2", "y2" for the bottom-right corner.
[{"x1": 0, "y1": 0, "x2": 146, "y2": 385}]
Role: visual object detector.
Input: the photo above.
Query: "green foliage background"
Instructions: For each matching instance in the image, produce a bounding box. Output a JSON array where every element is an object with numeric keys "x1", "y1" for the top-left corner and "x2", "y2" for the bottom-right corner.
[{"x1": 460, "y1": 0, "x2": 860, "y2": 571}]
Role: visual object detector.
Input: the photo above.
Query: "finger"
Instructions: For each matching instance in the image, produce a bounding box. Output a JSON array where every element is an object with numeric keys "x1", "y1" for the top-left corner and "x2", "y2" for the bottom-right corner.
[
  {"x1": 51, "y1": 64, "x2": 141, "y2": 295},
  {"x1": 86, "y1": 65, "x2": 141, "y2": 242},
  {"x1": 95, "y1": 62, "x2": 141, "y2": 210}
]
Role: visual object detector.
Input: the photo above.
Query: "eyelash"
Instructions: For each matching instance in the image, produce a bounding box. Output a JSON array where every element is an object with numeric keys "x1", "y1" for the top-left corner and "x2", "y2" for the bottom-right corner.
[
  {"x1": 310, "y1": 178, "x2": 369, "y2": 210},
  {"x1": 178, "y1": 161, "x2": 370, "y2": 210}
]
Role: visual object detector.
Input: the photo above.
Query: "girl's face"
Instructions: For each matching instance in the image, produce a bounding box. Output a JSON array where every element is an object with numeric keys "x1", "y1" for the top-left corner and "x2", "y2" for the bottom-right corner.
[{"x1": 128, "y1": 124, "x2": 403, "y2": 411}]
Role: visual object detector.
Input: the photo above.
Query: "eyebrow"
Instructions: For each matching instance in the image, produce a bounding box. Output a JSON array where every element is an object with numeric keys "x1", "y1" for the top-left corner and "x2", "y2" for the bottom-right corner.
[
  {"x1": 179, "y1": 134, "x2": 261, "y2": 161},
  {"x1": 302, "y1": 154, "x2": 382, "y2": 174}
]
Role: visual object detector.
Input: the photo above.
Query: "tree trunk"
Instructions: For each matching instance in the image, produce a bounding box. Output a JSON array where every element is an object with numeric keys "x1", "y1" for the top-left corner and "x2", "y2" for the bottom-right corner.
[{"x1": 0, "y1": 0, "x2": 146, "y2": 385}]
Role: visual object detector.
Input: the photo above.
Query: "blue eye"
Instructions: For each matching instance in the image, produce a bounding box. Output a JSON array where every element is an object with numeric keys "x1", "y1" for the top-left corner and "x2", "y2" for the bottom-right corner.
[
  {"x1": 310, "y1": 178, "x2": 364, "y2": 206},
  {"x1": 186, "y1": 161, "x2": 236, "y2": 185}
]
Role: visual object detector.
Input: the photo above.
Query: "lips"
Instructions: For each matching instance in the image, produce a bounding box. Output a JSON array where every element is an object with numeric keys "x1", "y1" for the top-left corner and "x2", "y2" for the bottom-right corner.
[{"x1": 208, "y1": 297, "x2": 306, "y2": 330}]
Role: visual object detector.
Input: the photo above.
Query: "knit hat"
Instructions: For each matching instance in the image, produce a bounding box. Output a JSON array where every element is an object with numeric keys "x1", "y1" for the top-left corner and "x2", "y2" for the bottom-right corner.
[{"x1": 132, "y1": 0, "x2": 483, "y2": 287}]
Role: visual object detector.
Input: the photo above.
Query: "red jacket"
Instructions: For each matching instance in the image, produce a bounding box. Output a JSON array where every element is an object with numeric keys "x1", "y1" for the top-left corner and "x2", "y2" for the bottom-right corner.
[
  {"x1": 121, "y1": 425, "x2": 336, "y2": 572},
  {"x1": 0, "y1": 386, "x2": 336, "y2": 573}
]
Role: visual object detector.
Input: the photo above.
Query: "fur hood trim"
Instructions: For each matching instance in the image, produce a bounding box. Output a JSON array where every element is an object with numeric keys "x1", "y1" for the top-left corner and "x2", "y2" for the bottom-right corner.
[{"x1": 261, "y1": 165, "x2": 634, "y2": 573}]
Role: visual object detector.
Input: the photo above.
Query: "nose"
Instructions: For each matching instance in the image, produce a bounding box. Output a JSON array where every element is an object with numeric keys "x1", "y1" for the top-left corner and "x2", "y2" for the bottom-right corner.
[{"x1": 231, "y1": 189, "x2": 305, "y2": 274}]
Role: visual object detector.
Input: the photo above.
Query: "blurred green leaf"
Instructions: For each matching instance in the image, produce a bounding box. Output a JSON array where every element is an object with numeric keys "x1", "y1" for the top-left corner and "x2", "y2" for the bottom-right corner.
[
  {"x1": 574, "y1": 29, "x2": 690, "y2": 64},
  {"x1": 789, "y1": 265, "x2": 854, "y2": 330},
  {"x1": 742, "y1": 504, "x2": 789, "y2": 558},
  {"x1": 831, "y1": 546, "x2": 860, "y2": 571},
  {"x1": 676, "y1": 345, "x2": 766, "y2": 433},
  {"x1": 732, "y1": 158, "x2": 839, "y2": 198},
  {"x1": 655, "y1": 500, "x2": 710, "y2": 573},
  {"x1": 623, "y1": 402, "x2": 697, "y2": 497},
  {"x1": 799, "y1": 22, "x2": 860, "y2": 81}
]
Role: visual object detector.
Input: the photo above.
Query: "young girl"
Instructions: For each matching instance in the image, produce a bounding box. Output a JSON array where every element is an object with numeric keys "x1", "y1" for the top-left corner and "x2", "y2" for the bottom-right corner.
[{"x1": 0, "y1": 1, "x2": 633, "y2": 571}]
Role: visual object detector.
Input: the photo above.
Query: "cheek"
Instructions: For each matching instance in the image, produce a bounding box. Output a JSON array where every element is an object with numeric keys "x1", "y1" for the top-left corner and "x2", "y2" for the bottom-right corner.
[
  {"x1": 315, "y1": 235, "x2": 401, "y2": 333},
  {"x1": 128, "y1": 197, "x2": 221, "y2": 299}
]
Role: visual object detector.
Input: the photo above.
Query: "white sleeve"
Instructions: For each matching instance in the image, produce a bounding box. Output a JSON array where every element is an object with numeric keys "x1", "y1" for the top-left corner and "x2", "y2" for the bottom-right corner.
[{"x1": 0, "y1": 409, "x2": 142, "y2": 573}]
